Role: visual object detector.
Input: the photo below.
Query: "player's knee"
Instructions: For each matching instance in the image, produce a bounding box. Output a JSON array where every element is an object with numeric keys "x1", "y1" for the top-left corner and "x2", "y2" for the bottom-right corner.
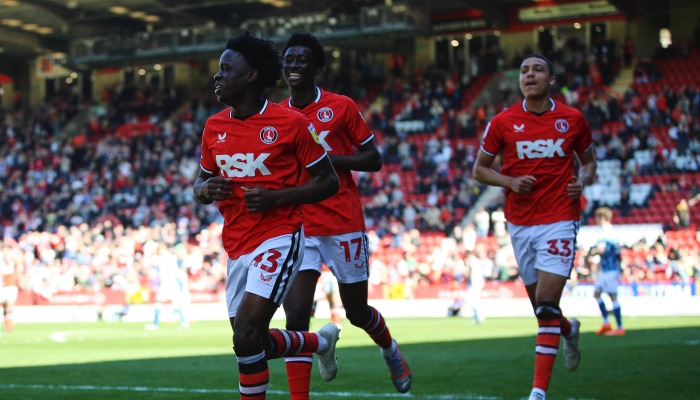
[
  {"x1": 233, "y1": 323, "x2": 262, "y2": 352},
  {"x1": 534, "y1": 302, "x2": 561, "y2": 320},
  {"x1": 284, "y1": 311, "x2": 310, "y2": 331},
  {"x1": 283, "y1": 301, "x2": 312, "y2": 329}
]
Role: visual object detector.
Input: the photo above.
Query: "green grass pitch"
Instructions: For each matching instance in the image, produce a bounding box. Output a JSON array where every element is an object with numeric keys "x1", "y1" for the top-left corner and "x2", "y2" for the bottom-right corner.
[{"x1": 1, "y1": 316, "x2": 699, "y2": 399}]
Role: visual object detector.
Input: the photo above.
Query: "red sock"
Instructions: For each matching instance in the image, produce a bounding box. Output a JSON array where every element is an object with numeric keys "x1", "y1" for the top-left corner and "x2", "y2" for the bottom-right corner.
[
  {"x1": 268, "y1": 329, "x2": 319, "y2": 359},
  {"x1": 285, "y1": 352, "x2": 313, "y2": 400},
  {"x1": 560, "y1": 316, "x2": 572, "y2": 337},
  {"x1": 237, "y1": 351, "x2": 268, "y2": 399},
  {"x1": 362, "y1": 306, "x2": 393, "y2": 349},
  {"x1": 533, "y1": 317, "x2": 561, "y2": 391}
]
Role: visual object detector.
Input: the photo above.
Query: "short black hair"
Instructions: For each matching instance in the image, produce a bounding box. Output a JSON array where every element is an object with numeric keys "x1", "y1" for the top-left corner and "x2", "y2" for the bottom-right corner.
[
  {"x1": 226, "y1": 31, "x2": 282, "y2": 89},
  {"x1": 522, "y1": 53, "x2": 554, "y2": 76},
  {"x1": 283, "y1": 32, "x2": 326, "y2": 69}
]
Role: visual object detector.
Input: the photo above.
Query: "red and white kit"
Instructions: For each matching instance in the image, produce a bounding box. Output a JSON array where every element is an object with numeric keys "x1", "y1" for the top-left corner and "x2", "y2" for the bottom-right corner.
[
  {"x1": 199, "y1": 99, "x2": 328, "y2": 260},
  {"x1": 480, "y1": 98, "x2": 593, "y2": 226}
]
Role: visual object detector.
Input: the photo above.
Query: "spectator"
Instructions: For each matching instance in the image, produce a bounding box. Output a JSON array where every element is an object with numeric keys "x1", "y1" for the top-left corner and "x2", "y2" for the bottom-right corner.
[
  {"x1": 473, "y1": 207, "x2": 490, "y2": 237},
  {"x1": 673, "y1": 198, "x2": 691, "y2": 230}
]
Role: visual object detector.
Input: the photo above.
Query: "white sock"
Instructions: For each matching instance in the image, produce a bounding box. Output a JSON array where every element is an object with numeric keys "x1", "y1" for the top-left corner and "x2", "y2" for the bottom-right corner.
[{"x1": 381, "y1": 339, "x2": 397, "y2": 357}]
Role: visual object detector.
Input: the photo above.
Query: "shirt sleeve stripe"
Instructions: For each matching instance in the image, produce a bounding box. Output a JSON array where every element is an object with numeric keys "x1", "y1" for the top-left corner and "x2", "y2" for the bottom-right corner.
[
  {"x1": 306, "y1": 153, "x2": 328, "y2": 169},
  {"x1": 480, "y1": 147, "x2": 496, "y2": 157},
  {"x1": 200, "y1": 164, "x2": 214, "y2": 174},
  {"x1": 360, "y1": 134, "x2": 375, "y2": 146}
]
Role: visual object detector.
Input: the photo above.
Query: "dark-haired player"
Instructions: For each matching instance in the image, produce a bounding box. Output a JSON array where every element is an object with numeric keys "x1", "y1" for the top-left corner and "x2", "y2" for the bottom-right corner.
[
  {"x1": 473, "y1": 53, "x2": 597, "y2": 400},
  {"x1": 194, "y1": 31, "x2": 341, "y2": 399},
  {"x1": 279, "y1": 32, "x2": 412, "y2": 398}
]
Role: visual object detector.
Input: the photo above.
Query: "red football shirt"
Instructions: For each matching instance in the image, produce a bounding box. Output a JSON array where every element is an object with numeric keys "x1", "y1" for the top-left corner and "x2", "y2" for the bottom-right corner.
[
  {"x1": 480, "y1": 99, "x2": 593, "y2": 226},
  {"x1": 200, "y1": 100, "x2": 328, "y2": 259},
  {"x1": 281, "y1": 88, "x2": 372, "y2": 236}
]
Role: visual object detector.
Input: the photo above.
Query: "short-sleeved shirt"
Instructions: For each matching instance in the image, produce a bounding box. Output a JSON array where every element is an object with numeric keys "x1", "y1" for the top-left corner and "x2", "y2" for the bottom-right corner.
[
  {"x1": 595, "y1": 225, "x2": 621, "y2": 273},
  {"x1": 480, "y1": 98, "x2": 593, "y2": 226},
  {"x1": 281, "y1": 87, "x2": 373, "y2": 236},
  {"x1": 200, "y1": 100, "x2": 327, "y2": 259}
]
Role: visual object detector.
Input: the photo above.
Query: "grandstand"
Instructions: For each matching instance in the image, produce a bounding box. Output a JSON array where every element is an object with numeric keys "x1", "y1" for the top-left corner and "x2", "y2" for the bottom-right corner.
[{"x1": 0, "y1": 0, "x2": 698, "y2": 318}]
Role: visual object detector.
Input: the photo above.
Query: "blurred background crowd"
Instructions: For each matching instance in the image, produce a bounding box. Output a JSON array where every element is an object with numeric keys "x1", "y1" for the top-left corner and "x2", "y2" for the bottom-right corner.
[{"x1": 2, "y1": 30, "x2": 700, "y2": 307}]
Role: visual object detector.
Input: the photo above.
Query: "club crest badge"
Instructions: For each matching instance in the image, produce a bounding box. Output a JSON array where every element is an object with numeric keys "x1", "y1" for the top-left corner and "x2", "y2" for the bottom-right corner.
[
  {"x1": 317, "y1": 107, "x2": 333, "y2": 122},
  {"x1": 260, "y1": 126, "x2": 278, "y2": 144},
  {"x1": 555, "y1": 119, "x2": 569, "y2": 133}
]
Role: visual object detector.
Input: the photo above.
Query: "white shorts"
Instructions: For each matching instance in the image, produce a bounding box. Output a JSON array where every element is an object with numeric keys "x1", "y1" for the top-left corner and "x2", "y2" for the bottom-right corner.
[
  {"x1": 299, "y1": 232, "x2": 369, "y2": 285},
  {"x1": 226, "y1": 229, "x2": 304, "y2": 318},
  {"x1": 595, "y1": 270, "x2": 620, "y2": 295},
  {"x1": 0, "y1": 286, "x2": 18, "y2": 304},
  {"x1": 508, "y1": 220, "x2": 579, "y2": 286}
]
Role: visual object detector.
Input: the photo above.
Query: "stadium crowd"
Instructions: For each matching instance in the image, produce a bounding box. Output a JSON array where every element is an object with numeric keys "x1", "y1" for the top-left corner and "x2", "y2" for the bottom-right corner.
[{"x1": 1, "y1": 39, "x2": 699, "y2": 306}]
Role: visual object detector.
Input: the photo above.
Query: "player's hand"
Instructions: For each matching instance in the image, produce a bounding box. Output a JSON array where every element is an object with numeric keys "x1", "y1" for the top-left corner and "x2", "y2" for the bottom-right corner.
[
  {"x1": 508, "y1": 175, "x2": 536, "y2": 194},
  {"x1": 567, "y1": 176, "x2": 584, "y2": 199},
  {"x1": 242, "y1": 186, "x2": 276, "y2": 213},
  {"x1": 203, "y1": 177, "x2": 233, "y2": 201}
]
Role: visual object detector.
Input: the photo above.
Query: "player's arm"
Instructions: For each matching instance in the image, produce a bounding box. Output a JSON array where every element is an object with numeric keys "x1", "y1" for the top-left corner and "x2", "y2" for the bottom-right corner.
[
  {"x1": 567, "y1": 147, "x2": 597, "y2": 199},
  {"x1": 193, "y1": 169, "x2": 232, "y2": 205},
  {"x1": 472, "y1": 150, "x2": 536, "y2": 194},
  {"x1": 242, "y1": 155, "x2": 339, "y2": 213},
  {"x1": 328, "y1": 138, "x2": 382, "y2": 172},
  {"x1": 576, "y1": 147, "x2": 597, "y2": 186}
]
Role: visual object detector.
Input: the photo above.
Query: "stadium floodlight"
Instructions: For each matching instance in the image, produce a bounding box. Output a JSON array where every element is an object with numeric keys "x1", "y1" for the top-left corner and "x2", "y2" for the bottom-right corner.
[
  {"x1": 109, "y1": 6, "x2": 129, "y2": 15},
  {"x1": 22, "y1": 23, "x2": 39, "y2": 32},
  {"x1": 1, "y1": 18, "x2": 21, "y2": 27}
]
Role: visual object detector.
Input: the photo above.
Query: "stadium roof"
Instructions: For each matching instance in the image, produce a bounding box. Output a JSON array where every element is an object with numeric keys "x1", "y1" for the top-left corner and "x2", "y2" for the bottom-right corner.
[{"x1": 0, "y1": 0, "x2": 642, "y2": 60}]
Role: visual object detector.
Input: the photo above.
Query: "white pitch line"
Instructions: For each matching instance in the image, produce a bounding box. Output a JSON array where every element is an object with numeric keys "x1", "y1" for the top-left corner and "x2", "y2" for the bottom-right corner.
[{"x1": 0, "y1": 383, "x2": 503, "y2": 399}]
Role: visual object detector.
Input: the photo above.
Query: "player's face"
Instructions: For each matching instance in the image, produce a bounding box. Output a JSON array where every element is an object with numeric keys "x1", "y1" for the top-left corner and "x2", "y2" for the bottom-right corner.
[
  {"x1": 282, "y1": 46, "x2": 319, "y2": 90},
  {"x1": 519, "y1": 57, "x2": 554, "y2": 99},
  {"x1": 214, "y1": 49, "x2": 253, "y2": 106}
]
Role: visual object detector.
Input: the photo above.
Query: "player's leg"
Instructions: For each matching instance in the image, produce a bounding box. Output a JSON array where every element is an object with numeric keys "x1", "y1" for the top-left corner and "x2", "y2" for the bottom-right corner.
[
  {"x1": 470, "y1": 283, "x2": 484, "y2": 324},
  {"x1": 231, "y1": 292, "x2": 281, "y2": 400},
  {"x1": 145, "y1": 301, "x2": 162, "y2": 330},
  {"x1": 326, "y1": 231, "x2": 411, "y2": 393},
  {"x1": 337, "y1": 280, "x2": 411, "y2": 393},
  {"x1": 593, "y1": 287, "x2": 611, "y2": 334},
  {"x1": 173, "y1": 302, "x2": 188, "y2": 328},
  {"x1": 593, "y1": 289, "x2": 612, "y2": 335},
  {"x1": 0, "y1": 287, "x2": 15, "y2": 333},
  {"x1": 3, "y1": 301, "x2": 14, "y2": 332},
  {"x1": 227, "y1": 236, "x2": 293, "y2": 399},
  {"x1": 526, "y1": 272, "x2": 571, "y2": 400},
  {"x1": 282, "y1": 269, "x2": 320, "y2": 400},
  {"x1": 606, "y1": 292, "x2": 625, "y2": 335},
  {"x1": 516, "y1": 221, "x2": 580, "y2": 400},
  {"x1": 0, "y1": 300, "x2": 6, "y2": 335},
  {"x1": 510, "y1": 222, "x2": 547, "y2": 400},
  {"x1": 229, "y1": 232, "x2": 340, "y2": 399},
  {"x1": 282, "y1": 236, "x2": 322, "y2": 400}
]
